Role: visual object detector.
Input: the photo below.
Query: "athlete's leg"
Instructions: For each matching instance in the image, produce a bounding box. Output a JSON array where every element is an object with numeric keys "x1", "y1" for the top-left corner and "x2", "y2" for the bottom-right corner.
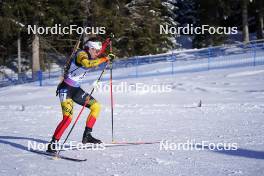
[
  {"x1": 53, "y1": 98, "x2": 73, "y2": 141},
  {"x1": 47, "y1": 85, "x2": 74, "y2": 153},
  {"x1": 72, "y1": 88, "x2": 102, "y2": 143},
  {"x1": 72, "y1": 88, "x2": 101, "y2": 130}
]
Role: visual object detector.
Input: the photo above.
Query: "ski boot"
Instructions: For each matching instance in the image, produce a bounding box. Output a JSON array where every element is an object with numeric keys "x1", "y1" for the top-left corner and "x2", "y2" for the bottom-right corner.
[
  {"x1": 82, "y1": 127, "x2": 102, "y2": 144},
  {"x1": 46, "y1": 138, "x2": 58, "y2": 153}
]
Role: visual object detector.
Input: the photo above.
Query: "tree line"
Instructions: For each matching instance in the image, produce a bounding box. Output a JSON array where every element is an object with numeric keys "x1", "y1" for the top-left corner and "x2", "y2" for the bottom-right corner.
[{"x1": 0, "y1": 0, "x2": 263, "y2": 74}]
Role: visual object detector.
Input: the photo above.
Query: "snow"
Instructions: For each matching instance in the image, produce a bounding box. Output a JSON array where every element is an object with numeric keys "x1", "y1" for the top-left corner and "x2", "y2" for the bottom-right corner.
[
  {"x1": 0, "y1": 62, "x2": 264, "y2": 175},
  {"x1": 226, "y1": 70, "x2": 264, "y2": 78},
  {"x1": 0, "y1": 66, "x2": 16, "y2": 75}
]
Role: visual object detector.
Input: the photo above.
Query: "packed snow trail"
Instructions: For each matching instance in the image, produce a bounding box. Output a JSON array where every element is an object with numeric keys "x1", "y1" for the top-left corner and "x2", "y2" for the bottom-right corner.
[{"x1": 0, "y1": 65, "x2": 263, "y2": 176}]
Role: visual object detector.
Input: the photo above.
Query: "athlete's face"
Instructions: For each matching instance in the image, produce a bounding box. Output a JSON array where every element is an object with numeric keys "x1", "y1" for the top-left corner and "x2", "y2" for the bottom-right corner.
[{"x1": 89, "y1": 48, "x2": 100, "y2": 59}]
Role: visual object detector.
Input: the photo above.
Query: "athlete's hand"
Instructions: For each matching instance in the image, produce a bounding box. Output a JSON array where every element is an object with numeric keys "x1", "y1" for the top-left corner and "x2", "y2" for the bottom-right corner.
[{"x1": 107, "y1": 53, "x2": 116, "y2": 62}]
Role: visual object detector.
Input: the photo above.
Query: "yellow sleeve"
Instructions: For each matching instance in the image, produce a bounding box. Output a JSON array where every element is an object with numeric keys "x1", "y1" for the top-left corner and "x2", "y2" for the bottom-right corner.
[{"x1": 76, "y1": 51, "x2": 109, "y2": 68}]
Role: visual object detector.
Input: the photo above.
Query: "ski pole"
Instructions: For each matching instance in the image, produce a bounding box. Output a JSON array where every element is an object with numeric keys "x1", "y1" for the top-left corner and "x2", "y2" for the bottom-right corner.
[
  {"x1": 58, "y1": 63, "x2": 109, "y2": 155},
  {"x1": 109, "y1": 34, "x2": 114, "y2": 142},
  {"x1": 110, "y1": 63, "x2": 114, "y2": 142}
]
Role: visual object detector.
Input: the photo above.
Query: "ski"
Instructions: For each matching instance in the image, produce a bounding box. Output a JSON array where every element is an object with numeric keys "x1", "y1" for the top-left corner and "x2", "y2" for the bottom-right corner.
[
  {"x1": 111, "y1": 141, "x2": 161, "y2": 145},
  {"x1": 62, "y1": 141, "x2": 161, "y2": 151},
  {"x1": 29, "y1": 149, "x2": 87, "y2": 162}
]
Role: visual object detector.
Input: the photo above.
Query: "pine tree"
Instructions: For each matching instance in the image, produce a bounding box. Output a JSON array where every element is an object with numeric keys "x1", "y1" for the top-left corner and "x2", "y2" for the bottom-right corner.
[
  {"x1": 0, "y1": 0, "x2": 85, "y2": 73},
  {"x1": 253, "y1": 0, "x2": 264, "y2": 39},
  {"x1": 162, "y1": 0, "x2": 197, "y2": 48},
  {"x1": 88, "y1": 0, "x2": 175, "y2": 56}
]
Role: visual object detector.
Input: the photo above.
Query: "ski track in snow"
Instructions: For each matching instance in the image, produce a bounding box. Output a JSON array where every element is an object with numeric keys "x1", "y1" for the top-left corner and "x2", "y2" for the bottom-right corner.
[{"x1": 0, "y1": 66, "x2": 264, "y2": 176}]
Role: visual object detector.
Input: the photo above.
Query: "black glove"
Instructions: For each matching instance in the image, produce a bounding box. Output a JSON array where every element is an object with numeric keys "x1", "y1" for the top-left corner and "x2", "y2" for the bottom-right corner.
[{"x1": 108, "y1": 53, "x2": 116, "y2": 62}]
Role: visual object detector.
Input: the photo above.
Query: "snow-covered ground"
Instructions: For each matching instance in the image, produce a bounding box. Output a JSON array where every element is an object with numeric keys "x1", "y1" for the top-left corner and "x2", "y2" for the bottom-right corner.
[{"x1": 0, "y1": 64, "x2": 263, "y2": 176}]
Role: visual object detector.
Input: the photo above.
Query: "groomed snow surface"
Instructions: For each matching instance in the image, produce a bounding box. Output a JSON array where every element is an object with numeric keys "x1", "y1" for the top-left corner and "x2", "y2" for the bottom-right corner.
[{"x1": 0, "y1": 65, "x2": 263, "y2": 176}]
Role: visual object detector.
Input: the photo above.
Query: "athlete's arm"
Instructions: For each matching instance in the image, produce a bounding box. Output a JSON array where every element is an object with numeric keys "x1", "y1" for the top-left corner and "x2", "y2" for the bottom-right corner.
[{"x1": 76, "y1": 51, "x2": 109, "y2": 68}]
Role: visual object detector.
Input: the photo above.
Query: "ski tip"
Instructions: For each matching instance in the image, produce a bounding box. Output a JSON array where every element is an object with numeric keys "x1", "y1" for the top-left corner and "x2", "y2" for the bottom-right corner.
[{"x1": 52, "y1": 156, "x2": 60, "y2": 160}]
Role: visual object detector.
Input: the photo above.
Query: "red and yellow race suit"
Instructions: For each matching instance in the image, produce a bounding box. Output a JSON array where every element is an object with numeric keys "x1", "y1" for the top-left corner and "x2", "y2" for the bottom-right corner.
[{"x1": 52, "y1": 50, "x2": 109, "y2": 141}]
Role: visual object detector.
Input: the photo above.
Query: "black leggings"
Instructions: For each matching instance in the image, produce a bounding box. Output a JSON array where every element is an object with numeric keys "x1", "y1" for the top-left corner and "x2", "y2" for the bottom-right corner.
[{"x1": 57, "y1": 81, "x2": 96, "y2": 108}]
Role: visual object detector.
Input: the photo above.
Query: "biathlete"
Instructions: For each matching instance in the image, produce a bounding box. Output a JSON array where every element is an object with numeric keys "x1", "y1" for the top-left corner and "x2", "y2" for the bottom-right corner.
[{"x1": 47, "y1": 37, "x2": 115, "y2": 153}]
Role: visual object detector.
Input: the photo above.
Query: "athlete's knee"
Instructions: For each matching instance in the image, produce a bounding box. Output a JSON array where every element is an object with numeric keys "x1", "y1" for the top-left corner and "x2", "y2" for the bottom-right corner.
[
  {"x1": 90, "y1": 102, "x2": 101, "y2": 112},
  {"x1": 61, "y1": 99, "x2": 73, "y2": 118},
  {"x1": 90, "y1": 102, "x2": 101, "y2": 117}
]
